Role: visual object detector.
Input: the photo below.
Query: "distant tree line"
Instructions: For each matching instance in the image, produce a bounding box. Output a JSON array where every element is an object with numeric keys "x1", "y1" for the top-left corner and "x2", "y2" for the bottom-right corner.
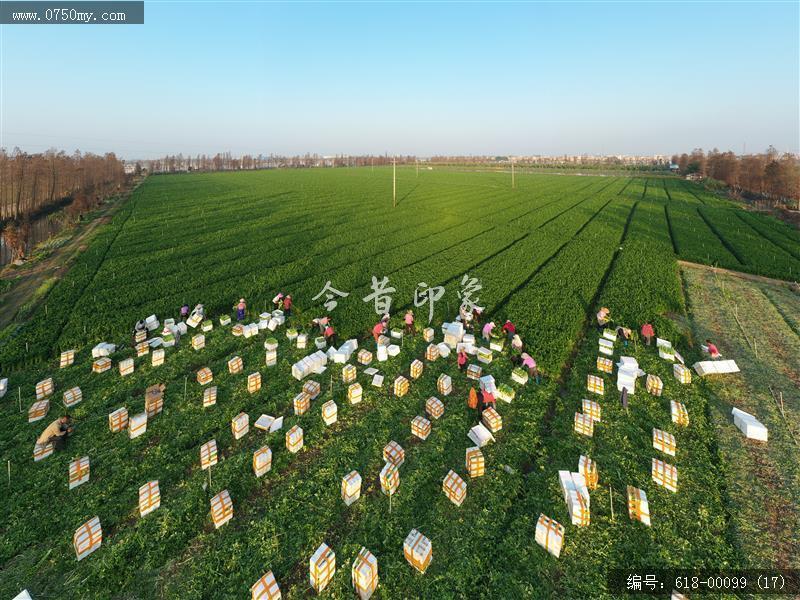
[
  {"x1": 0, "y1": 148, "x2": 127, "y2": 261},
  {"x1": 671, "y1": 147, "x2": 799, "y2": 206},
  {"x1": 146, "y1": 153, "x2": 418, "y2": 173}
]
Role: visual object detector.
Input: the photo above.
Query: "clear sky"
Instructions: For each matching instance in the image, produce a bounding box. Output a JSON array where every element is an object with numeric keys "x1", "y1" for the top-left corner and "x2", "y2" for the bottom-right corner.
[{"x1": 1, "y1": 1, "x2": 798, "y2": 159}]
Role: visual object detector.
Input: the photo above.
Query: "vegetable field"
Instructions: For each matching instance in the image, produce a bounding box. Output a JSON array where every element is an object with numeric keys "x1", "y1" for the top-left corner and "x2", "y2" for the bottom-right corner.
[{"x1": 0, "y1": 168, "x2": 797, "y2": 598}]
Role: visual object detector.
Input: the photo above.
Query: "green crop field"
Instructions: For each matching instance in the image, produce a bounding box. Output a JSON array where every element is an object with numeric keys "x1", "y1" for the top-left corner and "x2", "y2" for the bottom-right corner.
[{"x1": 0, "y1": 168, "x2": 797, "y2": 599}]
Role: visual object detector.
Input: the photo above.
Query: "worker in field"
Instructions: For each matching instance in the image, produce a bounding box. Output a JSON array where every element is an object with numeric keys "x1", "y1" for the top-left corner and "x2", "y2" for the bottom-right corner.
[
  {"x1": 521, "y1": 352, "x2": 540, "y2": 384},
  {"x1": 236, "y1": 298, "x2": 247, "y2": 321},
  {"x1": 404, "y1": 310, "x2": 415, "y2": 336},
  {"x1": 323, "y1": 321, "x2": 337, "y2": 346},
  {"x1": 459, "y1": 304, "x2": 474, "y2": 331},
  {"x1": 482, "y1": 321, "x2": 495, "y2": 341},
  {"x1": 511, "y1": 334, "x2": 523, "y2": 354},
  {"x1": 468, "y1": 387, "x2": 480, "y2": 419},
  {"x1": 616, "y1": 326, "x2": 632, "y2": 347},
  {"x1": 272, "y1": 292, "x2": 284, "y2": 310},
  {"x1": 180, "y1": 304, "x2": 190, "y2": 321},
  {"x1": 37, "y1": 415, "x2": 74, "y2": 451},
  {"x1": 283, "y1": 294, "x2": 293, "y2": 317},
  {"x1": 372, "y1": 315, "x2": 389, "y2": 342},
  {"x1": 641, "y1": 322, "x2": 654, "y2": 346},
  {"x1": 457, "y1": 347, "x2": 468, "y2": 371},
  {"x1": 481, "y1": 387, "x2": 496, "y2": 411},
  {"x1": 312, "y1": 315, "x2": 330, "y2": 334},
  {"x1": 472, "y1": 307, "x2": 483, "y2": 328},
  {"x1": 704, "y1": 339, "x2": 722, "y2": 359},
  {"x1": 502, "y1": 319, "x2": 516, "y2": 342},
  {"x1": 597, "y1": 307, "x2": 611, "y2": 332}
]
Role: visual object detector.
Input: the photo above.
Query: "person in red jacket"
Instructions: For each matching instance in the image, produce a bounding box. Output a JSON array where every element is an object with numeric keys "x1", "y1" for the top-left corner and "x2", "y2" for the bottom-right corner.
[
  {"x1": 324, "y1": 323, "x2": 337, "y2": 346},
  {"x1": 457, "y1": 348, "x2": 468, "y2": 371},
  {"x1": 283, "y1": 294, "x2": 293, "y2": 317},
  {"x1": 372, "y1": 320, "x2": 385, "y2": 342},
  {"x1": 481, "y1": 388, "x2": 496, "y2": 411},
  {"x1": 502, "y1": 319, "x2": 516, "y2": 342},
  {"x1": 641, "y1": 322, "x2": 654, "y2": 346}
]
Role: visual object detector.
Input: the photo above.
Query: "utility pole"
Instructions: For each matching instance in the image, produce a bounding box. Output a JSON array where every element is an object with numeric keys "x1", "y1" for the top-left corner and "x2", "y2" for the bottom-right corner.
[
  {"x1": 416, "y1": 159, "x2": 419, "y2": 177},
  {"x1": 511, "y1": 158, "x2": 516, "y2": 189},
  {"x1": 393, "y1": 158, "x2": 397, "y2": 208}
]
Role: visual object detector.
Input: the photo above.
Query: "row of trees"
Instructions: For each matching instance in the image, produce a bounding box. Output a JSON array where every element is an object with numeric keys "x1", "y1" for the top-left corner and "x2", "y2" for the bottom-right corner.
[
  {"x1": 146, "y1": 153, "x2": 419, "y2": 173},
  {"x1": 671, "y1": 147, "x2": 799, "y2": 204},
  {"x1": 0, "y1": 148, "x2": 127, "y2": 222}
]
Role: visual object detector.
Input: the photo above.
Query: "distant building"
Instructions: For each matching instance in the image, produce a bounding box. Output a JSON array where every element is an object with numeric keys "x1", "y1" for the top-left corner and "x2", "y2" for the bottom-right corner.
[
  {"x1": 669, "y1": 163, "x2": 680, "y2": 171},
  {"x1": 124, "y1": 163, "x2": 136, "y2": 175}
]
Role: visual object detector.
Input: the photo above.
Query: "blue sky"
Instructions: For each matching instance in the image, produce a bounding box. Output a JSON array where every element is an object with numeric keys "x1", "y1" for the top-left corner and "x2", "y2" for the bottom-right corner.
[{"x1": 1, "y1": 1, "x2": 798, "y2": 158}]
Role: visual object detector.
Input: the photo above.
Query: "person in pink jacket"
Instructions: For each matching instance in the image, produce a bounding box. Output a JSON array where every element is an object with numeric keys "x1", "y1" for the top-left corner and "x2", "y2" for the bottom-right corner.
[
  {"x1": 482, "y1": 321, "x2": 495, "y2": 341},
  {"x1": 521, "y1": 352, "x2": 540, "y2": 384}
]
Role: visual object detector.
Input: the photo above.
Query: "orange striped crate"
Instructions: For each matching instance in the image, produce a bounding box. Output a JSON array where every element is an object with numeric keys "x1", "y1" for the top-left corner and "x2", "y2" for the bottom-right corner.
[
  {"x1": 228, "y1": 356, "x2": 243, "y2": 374},
  {"x1": 151, "y1": 348, "x2": 165, "y2": 367},
  {"x1": 309, "y1": 542, "x2": 336, "y2": 593},
  {"x1": 596, "y1": 356, "x2": 613, "y2": 374},
  {"x1": 342, "y1": 364, "x2": 357, "y2": 384},
  {"x1": 341, "y1": 470, "x2": 361, "y2": 506},
  {"x1": 136, "y1": 341, "x2": 150, "y2": 357},
  {"x1": 60, "y1": 349, "x2": 75, "y2": 368},
  {"x1": 482, "y1": 407, "x2": 502, "y2": 433},
  {"x1": 652, "y1": 428, "x2": 676, "y2": 456},
  {"x1": 410, "y1": 359, "x2": 423, "y2": 380},
  {"x1": 382, "y1": 441, "x2": 404, "y2": 467},
  {"x1": 627, "y1": 485, "x2": 651, "y2": 526},
  {"x1": 404, "y1": 529, "x2": 432, "y2": 573},
  {"x1": 134, "y1": 329, "x2": 147, "y2": 343},
  {"x1": 247, "y1": 372, "x2": 262, "y2": 394},
  {"x1": 466, "y1": 446, "x2": 485, "y2": 478},
  {"x1": 348, "y1": 383, "x2": 363, "y2": 405},
  {"x1": 670, "y1": 400, "x2": 689, "y2": 426},
  {"x1": 63, "y1": 387, "x2": 82, "y2": 407},
  {"x1": 118, "y1": 358, "x2": 134, "y2": 377},
  {"x1": 466, "y1": 364, "x2": 482, "y2": 380},
  {"x1": 578, "y1": 455, "x2": 599, "y2": 490},
  {"x1": 437, "y1": 374, "x2": 452, "y2": 396},
  {"x1": 251, "y1": 570, "x2": 280, "y2": 600},
  {"x1": 574, "y1": 412, "x2": 594, "y2": 437},
  {"x1": 28, "y1": 400, "x2": 50, "y2": 423},
  {"x1": 393, "y1": 376, "x2": 409, "y2": 397},
  {"x1": 673, "y1": 363, "x2": 692, "y2": 384},
  {"x1": 192, "y1": 334, "x2": 205, "y2": 351},
  {"x1": 73, "y1": 516, "x2": 102, "y2": 561},
  {"x1": 303, "y1": 380, "x2": 321, "y2": 399},
  {"x1": 423, "y1": 327, "x2": 435, "y2": 342},
  {"x1": 286, "y1": 425, "x2": 303, "y2": 453},
  {"x1": 200, "y1": 439, "x2": 218, "y2": 469},
  {"x1": 652, "y1": 458, "x2": 678, "y2": 493},
  {"x1": 265, "y1": 349, "x2": 277, "y2": 366},
  {"x1": 33, "y1": 441, "x2": 54, "y2": 462},
  {"x1": 139, "y1": 480, "x2": 160, "y2": 517},
  {"x1": 426, "y1": 396, "x2": 444, "y2": 420},
  {"x1": 586, "y1": 374, "x2": 604, "y2": 395},
  {"x1": 582, "y1": 399, "x2": 602, "y2": 422},
  {"x1": 253, "y1": 446, "x2": 272, "y2": 477},
  {"x1": 203, "y1": 386, "x2": 217, "y2": 408},
  {"x1": 145, "y1": 384, "x2": 164, "y2": 417},
  {"x1": 411, "y1": 415, "x2": 431, "y2": 441},
  {"x1": 210, "y1": 489, "x2": 233, "y2": 528},
  {"x1": 35, "y1": 378, "x2": 54, "y2": 400},
  {"x1": 68, "y1": 456, "x2": 90, "y2": 489},
  {"x1": 93, "y1": 357, "x2": 111, "y2": 373},
  {"x1": 535, "y1": 514, "x2": 564, "y2": 558},
  {"x1": 108, "y1": 407, "x2": 128, "y2": 432},
  {"x1": 566, "y1": 488, "x2": 590, "y2": 527},
  {"x1": 425, "y1": 344, "x2": 439, "y2": 361},
  {"x1": 129, "y1": 412, "x2": 147, "y2": 439},
  {"x1": 646, "y1": 374, "x2": 663, "y2": 396},
  {"x1": 380, "y1": 462, "x2": 400, "y2": 496},
  {"x1": 232, "y1": 413, "x2": 249, "y2": 440},
  {"x1": 443, "y1": 470, "x2": 467, "y2": 506},
  {"x1": 352, "y1": 547, "x2": 378, "y2": 600},
  {"x1": 293, "y1": 392, "x2": 310, "y2": 416},
  {"x1": 197, "y1": 367, "x2": 213, "y2": 385},
  {"x1": 321, "y1": 400, "x2": 337, "y2": 425},
  {"x1": 357, "y1": 349, "x2": 373, "y2": 365}
]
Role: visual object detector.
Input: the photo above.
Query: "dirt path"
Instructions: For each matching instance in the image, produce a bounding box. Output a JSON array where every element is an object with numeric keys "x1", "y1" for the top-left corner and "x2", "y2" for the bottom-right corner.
[
  {"x1": 0, "y1": 178, "x2": 145, "y2": 329},
  {"x1": 678, "y1": 259, "x2": 800, "y2": 287}
]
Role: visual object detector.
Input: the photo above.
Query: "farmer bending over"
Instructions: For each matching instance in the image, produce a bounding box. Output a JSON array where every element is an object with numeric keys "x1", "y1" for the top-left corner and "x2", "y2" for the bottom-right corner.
[{"x1": 37, "y1": 415, "x2": 73, "y2": 451}]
